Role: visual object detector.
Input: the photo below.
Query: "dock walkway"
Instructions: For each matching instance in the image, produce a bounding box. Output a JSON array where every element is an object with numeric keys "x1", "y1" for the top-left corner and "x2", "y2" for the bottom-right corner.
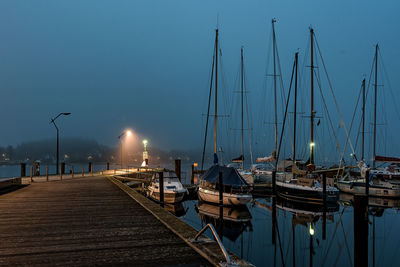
[{"x1": 0, "y1": 176, "x2": 209, "y2": 266}]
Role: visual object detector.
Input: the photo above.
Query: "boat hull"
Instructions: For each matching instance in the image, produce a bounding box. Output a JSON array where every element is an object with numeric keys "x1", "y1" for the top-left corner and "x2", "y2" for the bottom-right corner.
[
  {"x1": 148, "y1": 191, "x2": 186, "y2": 203},
  {"x1": 198, "y1": 187, "x2": 252, "y2": 206},
  {"x1": 337, "y1": 181, "x2": 400, "y2": 198},
  {"x1": 276, "y1": 181, "x2": 339, "y2": 204}
]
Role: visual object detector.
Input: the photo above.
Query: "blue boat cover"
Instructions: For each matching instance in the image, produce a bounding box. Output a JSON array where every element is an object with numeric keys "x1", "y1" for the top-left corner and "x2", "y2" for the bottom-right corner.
[{"x1": 200, "y1": 165, "x2": 249, "y2": 187}]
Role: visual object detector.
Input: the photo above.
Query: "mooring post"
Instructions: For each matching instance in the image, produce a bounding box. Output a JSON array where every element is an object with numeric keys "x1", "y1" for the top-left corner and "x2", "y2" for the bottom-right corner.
[
  {"x1": 159, "y1": 171, "x2": 164, "y2": 208},
  {"x1": 271, "y1": 195, "x2": 276, "y2": 244},
  {"x1": 272, "y1": 170, "x2": 276, "y2": 195},
  {"x1": 190, "y1": 164, "x2": 195, "y2": 184},
  {"x1": 82, "y1": 165, "x2": 84, "y2": 177},
  {"x1": 218, "y1": 171, "x2": 223, "y2": 240},
  {"x1": 353, "y1": 194, "x2": 368, "y2": 267},
  {"x1": 46, "y1": 166, "x2": 49, "y2": 181},
  {"x1": 30, "y1": 166, "x2": 33, "y2": 182},
  {"x1": 365, "y1": 170, "x2": 369, "y2": 196},
  {"x1": 107, "y1": 162, "x2": 110, "y2": 170},
  {"x1": 72, "y1": 165, "x2": 74, "y2": 178},
  {"x1": 20, "y1": 163, "x2": 26, "y2": 177},
  {"x1": 175, "y1": 159, "x2": 181, "y2": 181},
  {"x1": 322, "y1": 173, "x2": 327, "y2": 240},
  {"x1": 60, "y1": 164, "x2": 62, "y2": 180}
]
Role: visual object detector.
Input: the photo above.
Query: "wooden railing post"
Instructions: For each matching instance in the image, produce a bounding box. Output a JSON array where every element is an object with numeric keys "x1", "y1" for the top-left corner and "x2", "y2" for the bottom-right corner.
[
  {"x1": 30, "y1": 166, "x2": 33, "y2": 182},
  {"x1": 72, "y1": 165, "x2": 74, "y2": 178},
  {"x1": 46, "y1": 166, "x2": 49, "y2": 181},
  {"x1": 82, "y1": 165, "x2": 84, "y2": 177}
]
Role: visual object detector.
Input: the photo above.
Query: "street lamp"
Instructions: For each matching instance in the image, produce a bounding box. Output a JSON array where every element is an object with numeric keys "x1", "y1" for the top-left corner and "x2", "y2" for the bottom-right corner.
[
  {"x1": 118, "y1": 130, "x2": 132, "y2": 169},
  {"x1": 142, "y1": 139, "x2": 149, "y2": 167},
  {"x1": 50, "y1": 112, "x2": 71, "y2": 174}
]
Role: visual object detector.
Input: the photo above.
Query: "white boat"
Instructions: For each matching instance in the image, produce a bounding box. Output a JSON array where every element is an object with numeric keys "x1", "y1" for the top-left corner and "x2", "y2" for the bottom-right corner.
[
  {"x1": 146, "y1": 171, "x2": 188, "y2": 203},
  {"x1": 337, "y1": 161, "x2": 400, "y2": 198},
  {"x1": 198, "y1": 165, "x2": 252, "y2": 206}
]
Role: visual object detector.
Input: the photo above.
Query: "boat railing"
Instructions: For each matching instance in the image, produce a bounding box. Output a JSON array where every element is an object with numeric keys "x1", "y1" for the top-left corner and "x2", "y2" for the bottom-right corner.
[{"x1": 193, "y1": 223, "x2": 233, "y2": 266}]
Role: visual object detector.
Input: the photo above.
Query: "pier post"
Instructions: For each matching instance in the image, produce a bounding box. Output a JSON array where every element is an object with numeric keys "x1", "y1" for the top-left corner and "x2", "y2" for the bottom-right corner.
[
  {"x1": 20, "y1": 163, "x2": 26, "y2": 177},
  {"x1": 72, "y1": 165, "x2": 74, "y2": 178},
  {"x1": 107, "y1": 162, "x2": 110, "y2": 170},
  {"x1": 190, "y1": 164, "x2": 194, "y2": 184},
  {"x1": 88, "y1": 162, "x2": 92, "y2": 174},
  {"x1": 218, "y1": 171, "x2": 223, "y2": 240},
  {"x1": 46, "y1": 166, "x2": 49, "y2": 181},
  {"x1": 322, "y1": 173, "x2": 327, "y2": 240},
  {"x1": 365, "y1": 170, "x2": 369, "y2": 196},
  {"x1": 82, "y1": 165, "x2": 84, "y2": 177},
  {"x1": 272, "y1": 170, "x2": 276, "y2": 195},
  {"x1": 61, "y1": 162, "x2": 65, "y2": 175},
  {"x1": 159, "y1": 171, "x2": 164, "y2": 208},
  {"x1": 60, "y1": 165, "x2": 62, "y2": 180},
  {"x1": 30, "y1": 166, "x2": 33, "y2": 182},
  {"x1": 175, "y1": 159, "x2": 181, "y2": 182},
  {"x1": 353, "y1": 194, "x2": 368, "y2": 267}
]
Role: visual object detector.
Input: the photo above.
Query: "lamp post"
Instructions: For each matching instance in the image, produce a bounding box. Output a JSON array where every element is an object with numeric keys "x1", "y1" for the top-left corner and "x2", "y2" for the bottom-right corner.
[
  {"x1": 50, "y1": 113, "x2": 71, "y2": 175},
  {"x1": 118, "y1": 130, "x2": 131, "y2": 169},
  {"x1": 142, "y1": 139, "x2": 148, "y2": 167}
]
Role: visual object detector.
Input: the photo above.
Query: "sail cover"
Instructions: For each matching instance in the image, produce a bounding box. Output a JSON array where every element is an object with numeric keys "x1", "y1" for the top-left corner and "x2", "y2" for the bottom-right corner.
[
  {"x1": 232, "y1": 155, "x2": 244, "y2": 163},
  {"x1": 200, "y1": 165, "x2": 249, "y2": 187},
  {"x1": 375, "y1": 155, "x2": 400, "y2": 163}
]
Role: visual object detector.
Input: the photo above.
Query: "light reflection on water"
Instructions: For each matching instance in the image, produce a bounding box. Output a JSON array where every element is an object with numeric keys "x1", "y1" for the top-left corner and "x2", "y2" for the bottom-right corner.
[{"x1": 176, "y1": 195, "x2": 400, "y2": 267}]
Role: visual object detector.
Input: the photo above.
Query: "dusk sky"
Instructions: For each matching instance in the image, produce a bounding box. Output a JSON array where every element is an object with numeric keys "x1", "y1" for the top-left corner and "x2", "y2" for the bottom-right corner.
[{"x1": 1, "y1": 1, "x2": 399, "y2": 163}]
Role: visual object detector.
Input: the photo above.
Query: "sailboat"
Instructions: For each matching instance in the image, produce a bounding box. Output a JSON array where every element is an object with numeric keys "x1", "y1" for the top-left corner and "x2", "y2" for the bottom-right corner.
[
  {"x1": 338, "y1": 45, "x2": 400, "y2": 197},
  {"x1": 198, "y1": 29, "x2": 252, "y2": 206},
  {"x1": 228, "y1": 47, "x2": 254, "y2": 185},
  {"x1": 275, "y1": 28, "x2": 339, "y2": 204}
]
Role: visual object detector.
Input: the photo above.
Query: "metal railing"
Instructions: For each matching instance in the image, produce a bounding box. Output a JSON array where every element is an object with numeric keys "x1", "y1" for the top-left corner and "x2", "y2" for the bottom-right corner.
[{"x1": 194, "y1": 223, "x2": 231, "y2": 265}]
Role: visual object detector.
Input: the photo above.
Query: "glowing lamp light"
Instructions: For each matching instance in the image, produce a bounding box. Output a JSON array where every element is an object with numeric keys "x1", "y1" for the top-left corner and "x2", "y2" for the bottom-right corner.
[
  {"x1": 309, "y1": 223, "x2": 315, "y2": 236},
  {"x1": 143, "y1": 139, "x2": 148, "y2": 146},
  {"x1": 126, "y1": 130, "x2": 132, "y2": 137},
  {"x1": 309, "y1": 142, "x2": 315, "y2": 148},
  {"x1": 193, "y1": 162, "x2": 198, "y2": 167}
]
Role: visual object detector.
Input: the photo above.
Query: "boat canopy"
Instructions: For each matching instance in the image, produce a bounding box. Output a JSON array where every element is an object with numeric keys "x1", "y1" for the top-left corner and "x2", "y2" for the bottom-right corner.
[{"x1": 200, "y1": 165, "x2": 249, "y2": 187}]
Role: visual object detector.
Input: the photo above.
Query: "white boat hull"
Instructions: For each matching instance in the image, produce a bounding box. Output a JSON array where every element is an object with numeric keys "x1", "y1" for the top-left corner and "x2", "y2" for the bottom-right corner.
[
  {"x1": 198, "y1": 187, "x2": 252, "y2": 206},
  {"x1": 337, "y1": 181, "x2": 400, "y2": 198},
  {"x1": 147, "y1": 190, "x2": 186, "y2": 203}
]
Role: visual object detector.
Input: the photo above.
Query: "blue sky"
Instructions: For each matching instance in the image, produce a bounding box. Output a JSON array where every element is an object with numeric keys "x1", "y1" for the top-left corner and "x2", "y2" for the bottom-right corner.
[{"x1": 0, "y1": 1, "x2": 399, "y2": 163}]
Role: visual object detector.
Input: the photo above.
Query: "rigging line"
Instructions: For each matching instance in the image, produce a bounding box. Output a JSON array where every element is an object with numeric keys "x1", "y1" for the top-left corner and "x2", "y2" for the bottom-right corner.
[
  {"x1": 379, "y1": 48, "x2": 400, "y2": 120},
  {"x1": 200, "y1": 42, "x2": 216, "y2": 170},
  {"x1": 338, "y1": 82, "x2": 363, "y2": 173},
  {"x1": 276, "y1": 54, "x2": 296, "y2": 168},
  {"x1": 314, "y1": 35, "x2": 356, "y2": 157},
  {"x1": 313, "y1": 71, "x2": 340, "y2": 152}
]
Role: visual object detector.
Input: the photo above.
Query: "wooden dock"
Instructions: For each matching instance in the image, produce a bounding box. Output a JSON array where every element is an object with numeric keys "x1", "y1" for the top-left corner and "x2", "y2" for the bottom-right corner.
[{"x1": 0, "y1": 174, "x2": 251, "y2": 266}]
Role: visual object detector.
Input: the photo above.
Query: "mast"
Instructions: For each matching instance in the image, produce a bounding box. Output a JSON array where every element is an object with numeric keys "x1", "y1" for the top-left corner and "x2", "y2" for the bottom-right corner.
[
  {"x1": 362, "y1": 78, "x2": 366, "y2": 161},
  {"x1": 241, "y1": 46, "x2": 244, "y2": 170},
  {"x1": 272, "y1": 19, "x2": 278, "y2": 155},
  {"x1": 214, "y1": 29, "x2": 218, "y2": 164},
  {"x1": 373, "y1": 44, "x2": 378, "y2": 169},
  {"x1": 310, "y1": 28, "x2": 315, "y2": 166},
  {"x1": 293, "y1": 52, "x2": 299, "y2": 168}
]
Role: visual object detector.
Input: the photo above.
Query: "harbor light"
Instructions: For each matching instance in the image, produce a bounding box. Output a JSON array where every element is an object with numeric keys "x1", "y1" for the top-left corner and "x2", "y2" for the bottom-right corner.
[
  {"x1": 143, "y1": 139, "x2": 148, "y2": 151},
  {"x1": 309, "y1": 142, "x2": 315, "y2": 148},
  {"x1": 309, "y1": 223, "x2": 315, "y2": 236}
]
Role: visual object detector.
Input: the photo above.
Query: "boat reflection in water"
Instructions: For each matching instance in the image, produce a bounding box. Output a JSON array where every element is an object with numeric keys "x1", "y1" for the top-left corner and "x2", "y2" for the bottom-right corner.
[
  {"x1": 196, "y1": 202, "x2": 252, "y2": 242},
  {"x1": 164, "y1": 202, "x2": 187, "y2": 217}
]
